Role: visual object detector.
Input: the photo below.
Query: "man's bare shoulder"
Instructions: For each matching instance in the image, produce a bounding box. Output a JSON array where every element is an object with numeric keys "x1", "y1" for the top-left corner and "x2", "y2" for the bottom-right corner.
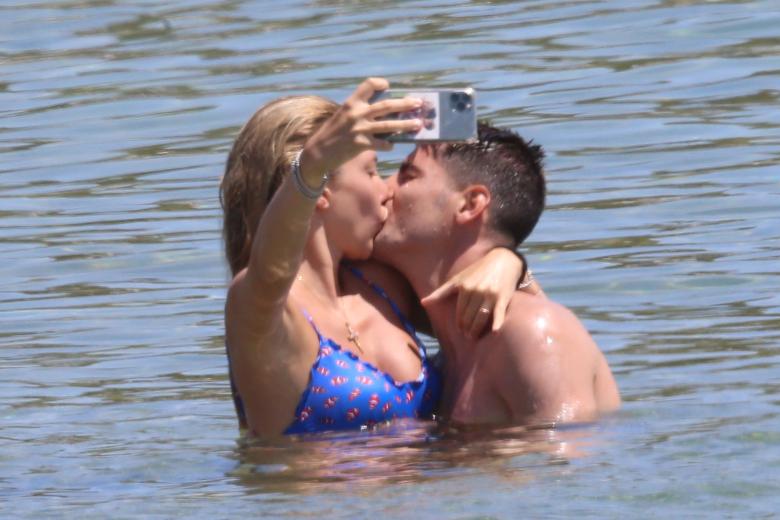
[
  {"x1": 476, "y1": 292, "x2": 566, "y2": 421},
  {"x1": 487, "y1": 291, "x2": 603, "y2": 383},
  {"x1": 501, "y1": 292, "x2": 598, "y2": 347},
  {"x1": 485, "y1": 291, "x2": 615, "y2": 422},
  {"x1": 490, "y1": 293, "x2": 560, "y2": 356}
]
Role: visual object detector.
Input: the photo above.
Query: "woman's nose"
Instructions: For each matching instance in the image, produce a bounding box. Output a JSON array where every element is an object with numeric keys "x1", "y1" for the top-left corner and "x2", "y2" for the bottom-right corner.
[{"x1": 383, "y1": 174, "x2": 398, "y2": 195}]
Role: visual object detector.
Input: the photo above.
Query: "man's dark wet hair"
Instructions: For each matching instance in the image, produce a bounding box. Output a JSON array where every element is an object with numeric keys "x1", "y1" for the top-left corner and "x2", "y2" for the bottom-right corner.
[{"x1": 437, "y1": 121, "x2": 546, "y2": 247}]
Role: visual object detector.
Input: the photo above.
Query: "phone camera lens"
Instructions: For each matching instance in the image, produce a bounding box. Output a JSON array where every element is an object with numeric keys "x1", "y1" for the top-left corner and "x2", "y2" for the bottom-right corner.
[{"x1": 450, "y1": 92, "x2": 473, "y2": 112}]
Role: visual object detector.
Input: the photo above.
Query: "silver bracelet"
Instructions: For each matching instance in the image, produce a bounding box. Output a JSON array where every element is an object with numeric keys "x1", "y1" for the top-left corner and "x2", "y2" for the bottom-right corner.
[{"x1": 290, "y1": 149, "x2": 328, "y2": 199}]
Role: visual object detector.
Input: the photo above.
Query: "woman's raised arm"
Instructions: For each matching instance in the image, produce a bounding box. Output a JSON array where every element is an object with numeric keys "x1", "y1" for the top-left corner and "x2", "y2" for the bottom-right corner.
[{"x1": 231, "y1": 78, "x2": 423, "y2": 334}]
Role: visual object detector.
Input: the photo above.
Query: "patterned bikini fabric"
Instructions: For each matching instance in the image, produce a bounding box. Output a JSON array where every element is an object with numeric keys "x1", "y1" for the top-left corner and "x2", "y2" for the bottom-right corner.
[
  {"x1": 284, "y1": 266, "x2": 441, "y2": 434},
  {"x1": 227, "y1": 265, "x2": 441, "y2": 435}
]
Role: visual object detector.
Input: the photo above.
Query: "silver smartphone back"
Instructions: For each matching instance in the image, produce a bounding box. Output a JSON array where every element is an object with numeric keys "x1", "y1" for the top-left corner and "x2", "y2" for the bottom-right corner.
[{"x1": 370, "y1": 88, "x2": 477, "y2": 142}]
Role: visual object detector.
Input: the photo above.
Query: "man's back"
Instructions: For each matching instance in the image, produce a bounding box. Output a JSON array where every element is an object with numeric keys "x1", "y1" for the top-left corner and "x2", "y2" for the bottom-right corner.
[{"x1": 440, "y1": 289, "x2": 620, "y2": 426}]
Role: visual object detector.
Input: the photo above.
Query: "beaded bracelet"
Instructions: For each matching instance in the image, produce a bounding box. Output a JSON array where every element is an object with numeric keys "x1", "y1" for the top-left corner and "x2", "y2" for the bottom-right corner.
[{"x1": 291, "y1": 149, "x2": 328, "y2": 199}]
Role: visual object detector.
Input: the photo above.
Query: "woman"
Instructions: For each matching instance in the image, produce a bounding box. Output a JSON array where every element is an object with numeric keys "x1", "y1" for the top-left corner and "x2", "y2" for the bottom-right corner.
[{"x1": 220, "y1": 78, "x2": 525, "y2": 437}]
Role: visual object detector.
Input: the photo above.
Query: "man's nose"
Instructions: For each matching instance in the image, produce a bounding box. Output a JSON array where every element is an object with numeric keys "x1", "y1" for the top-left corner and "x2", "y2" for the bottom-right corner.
[{"x1": 381, "y1": 175, "x2": 396, "y2": 202}]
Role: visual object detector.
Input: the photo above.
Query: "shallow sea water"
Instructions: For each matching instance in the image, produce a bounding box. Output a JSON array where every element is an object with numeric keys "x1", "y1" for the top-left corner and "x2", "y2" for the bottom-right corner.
[{"x1": 2, "y1": 0, "x2": 779, "y2": 517}]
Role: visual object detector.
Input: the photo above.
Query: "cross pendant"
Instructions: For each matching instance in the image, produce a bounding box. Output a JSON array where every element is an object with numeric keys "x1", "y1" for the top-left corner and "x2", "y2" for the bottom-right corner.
[{"x1": 345, "y1": 323, "x2": 363, "y2": 353}]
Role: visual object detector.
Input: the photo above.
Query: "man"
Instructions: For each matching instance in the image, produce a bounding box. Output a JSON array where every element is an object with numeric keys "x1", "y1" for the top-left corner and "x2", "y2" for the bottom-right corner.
[{"x1": 374, "y1": 122, "x2": 620, "y2": 426}]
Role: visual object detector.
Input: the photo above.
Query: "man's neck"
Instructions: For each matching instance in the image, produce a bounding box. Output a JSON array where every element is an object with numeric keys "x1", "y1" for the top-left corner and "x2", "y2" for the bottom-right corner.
[
  {"x1": 384, "y1": 234, "x2": 502, "y2": 417},
  {"x1": 391, "y1": 239, "x2": 496, "y2": 301},
  {"x1": 387, "y1": 235, "x2": 495, "y2": 363}
]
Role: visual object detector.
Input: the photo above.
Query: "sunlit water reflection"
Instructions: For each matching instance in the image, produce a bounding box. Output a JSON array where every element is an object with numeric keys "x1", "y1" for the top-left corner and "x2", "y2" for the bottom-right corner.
[{"x1": 2, "y1": 0, "x2": 779, "y2": 517}]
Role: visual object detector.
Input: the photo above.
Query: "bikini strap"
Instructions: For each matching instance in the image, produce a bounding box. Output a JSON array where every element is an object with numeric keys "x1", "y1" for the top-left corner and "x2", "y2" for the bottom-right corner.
[
  {"x1": 344, "y1": 264, "x2": 428, "y2": 358},
  {"x1": 300, "y1": 308, "x2": 325, "y2": 342}
]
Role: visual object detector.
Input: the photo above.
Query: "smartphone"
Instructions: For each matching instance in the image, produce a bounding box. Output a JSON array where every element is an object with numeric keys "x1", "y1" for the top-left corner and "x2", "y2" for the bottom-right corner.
[{"x1": 369, "y1": 88, "x2": 477, "y2": 142}]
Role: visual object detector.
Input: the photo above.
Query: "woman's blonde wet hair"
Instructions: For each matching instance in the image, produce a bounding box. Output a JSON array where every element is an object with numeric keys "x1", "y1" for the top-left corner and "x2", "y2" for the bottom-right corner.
[{"x1": 219, "y1": 95, "x2": 339, "y2": 276}]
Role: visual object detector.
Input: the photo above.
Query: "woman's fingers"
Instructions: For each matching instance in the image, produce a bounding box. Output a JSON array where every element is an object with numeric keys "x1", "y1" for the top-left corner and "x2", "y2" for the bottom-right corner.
[
  {"x1": 303, "y1": 78, "x2": 406, "y2": 173},
  {"x1": 491, "y1": 294, "x2": 508, "y2": 332},
  {"x1": 366, "y1": 97, "x2": 422, "y2": 118},
  {"x1": 430, "y1": 274, "x2": 503, "y2": 337},
  {"x1": 421, "y1": 278, "x2": 457, "y2": 307},
  {"x1": 365, "y1": 97, "x2": 423, "y2": 140},
  {"x1": 469, "y1": 300, "x2": 493, "y2": 339},
  {"x1": 458, "y1": 288, "x2": 500, "y2": 339},
  {"x1": 457, "y1": 289, "x2": 481, "y2": 336},
  {"x1": 341, "y1": 79, "x2": 424, "y2": 148},
  {"x1": 351, "y1": 77, "x2": 390, "y2": 102},
  {"x1": 433, "y1": 270, "x2": 497, "y2": 337},
  {"x1": 368, "y1": 118, "x2": 422, "y2": 137}
]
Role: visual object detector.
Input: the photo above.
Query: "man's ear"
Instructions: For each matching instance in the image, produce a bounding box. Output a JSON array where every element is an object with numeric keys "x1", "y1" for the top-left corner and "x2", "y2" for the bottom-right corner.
[{"x1": 455, "y1": 185, "x2": 490, "y2": 224}]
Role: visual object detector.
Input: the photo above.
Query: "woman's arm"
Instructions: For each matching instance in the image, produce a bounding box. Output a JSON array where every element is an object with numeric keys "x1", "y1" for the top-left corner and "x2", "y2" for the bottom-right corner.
[
  {"x1": 420, "y1": 247, "x2": 528, "y2": 338},
  {"x1": 231, "y1": 78, "x2": 423, "y2": 335},
  {"x1": 356, "y1": 248, "x2": 528, "y2": 339}
]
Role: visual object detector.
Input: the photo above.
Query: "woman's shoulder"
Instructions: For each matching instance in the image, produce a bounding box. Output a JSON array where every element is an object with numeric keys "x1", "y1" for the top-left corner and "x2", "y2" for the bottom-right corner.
[{"x1": 226, "y1": 268, "x2": 311, "y2": 348}]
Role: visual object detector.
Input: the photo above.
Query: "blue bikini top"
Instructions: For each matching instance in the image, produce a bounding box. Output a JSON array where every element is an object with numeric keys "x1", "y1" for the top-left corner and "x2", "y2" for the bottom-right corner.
[
  {"x1": 227, "y1": 265, "x2": 442, "y2": 435},
  {"x1": 284, "y1": 265, "x2": 441, "y2": 434}
]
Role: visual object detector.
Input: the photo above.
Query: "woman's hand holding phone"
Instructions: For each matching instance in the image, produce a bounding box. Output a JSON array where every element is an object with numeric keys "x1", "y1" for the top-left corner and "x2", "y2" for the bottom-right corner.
[
  {"x1": 369, "y1": 88, "x2": 477, "y2": 142},
  {"x1": 299, "y1": 78, "x2": 423, "y2": 184}
]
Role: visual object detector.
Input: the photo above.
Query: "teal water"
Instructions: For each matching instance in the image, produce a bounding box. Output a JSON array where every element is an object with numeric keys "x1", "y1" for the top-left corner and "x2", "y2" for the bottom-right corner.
[{"x1": 2, "y1": 0, "x2": 779, "y2": 517}]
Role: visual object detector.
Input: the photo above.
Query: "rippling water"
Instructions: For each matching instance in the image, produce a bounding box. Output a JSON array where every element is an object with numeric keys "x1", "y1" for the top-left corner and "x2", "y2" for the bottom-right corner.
[{"x1": 2, "y1": 0, "x2": 779, "y2": 517}]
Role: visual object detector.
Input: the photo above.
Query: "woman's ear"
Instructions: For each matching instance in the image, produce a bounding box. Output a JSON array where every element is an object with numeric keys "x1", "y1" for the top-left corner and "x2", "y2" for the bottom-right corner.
[
  {"x1": 455, "y1": 185, "x2": 490, "y2": 224},
  {"x1": 316, "y1": 187, "x2": 332, "y2": 210}
]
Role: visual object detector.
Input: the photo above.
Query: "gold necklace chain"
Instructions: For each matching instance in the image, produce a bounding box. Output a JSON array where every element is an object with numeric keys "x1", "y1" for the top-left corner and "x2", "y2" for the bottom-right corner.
[{"x1": 296, "y1": 274, "x2": 364, "y2": 353}]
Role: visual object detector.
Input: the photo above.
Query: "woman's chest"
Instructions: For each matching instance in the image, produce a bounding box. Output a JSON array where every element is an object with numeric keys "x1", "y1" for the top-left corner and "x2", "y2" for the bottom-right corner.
[{"x1": 349, "y1": 309, "x2": 422, "y2": 383}]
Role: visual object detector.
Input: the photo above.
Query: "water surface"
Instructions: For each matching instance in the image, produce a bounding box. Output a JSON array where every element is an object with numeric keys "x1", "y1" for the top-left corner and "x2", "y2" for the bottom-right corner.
[{"x1": 2, "y1": 0, "x2": 779, "y2": 517}]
